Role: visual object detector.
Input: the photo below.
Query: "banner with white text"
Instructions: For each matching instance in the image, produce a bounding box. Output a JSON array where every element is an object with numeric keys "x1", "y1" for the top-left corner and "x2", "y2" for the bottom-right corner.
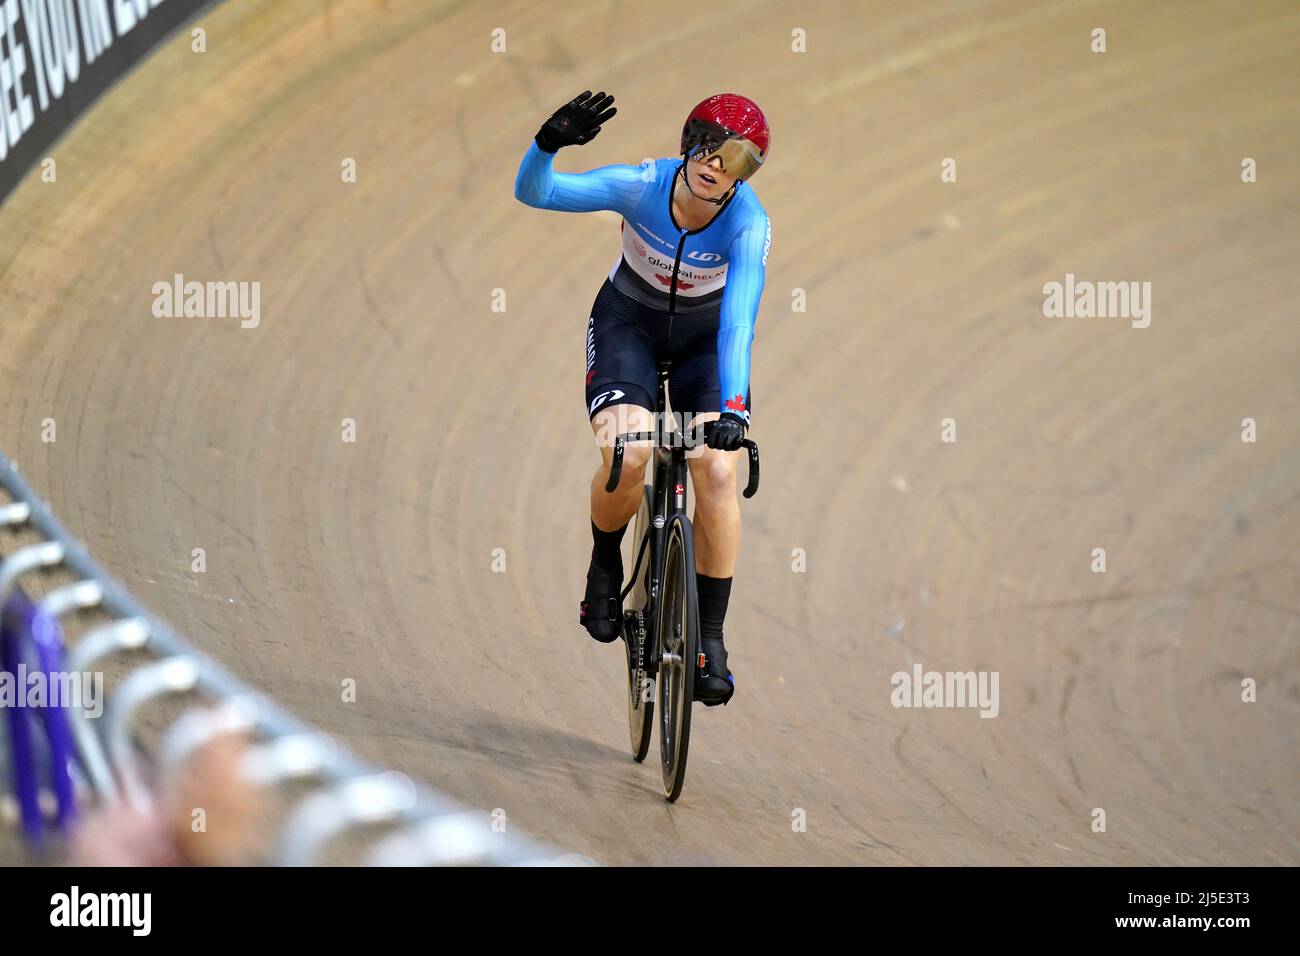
[{"x1": 0, "y1": 0, "x2": 211, "y2": 206}]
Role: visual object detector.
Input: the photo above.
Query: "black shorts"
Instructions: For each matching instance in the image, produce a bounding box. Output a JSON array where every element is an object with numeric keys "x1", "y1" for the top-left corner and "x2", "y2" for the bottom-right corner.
[{"x1": 584, "y1": 280, "x2": 750, "y2": 421}]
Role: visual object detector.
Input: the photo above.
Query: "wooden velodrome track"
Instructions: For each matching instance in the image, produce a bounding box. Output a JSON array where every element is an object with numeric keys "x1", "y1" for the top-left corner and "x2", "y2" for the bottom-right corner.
[{"x1": 1, "y1": 0, "x2": 1296, "y2": 865}]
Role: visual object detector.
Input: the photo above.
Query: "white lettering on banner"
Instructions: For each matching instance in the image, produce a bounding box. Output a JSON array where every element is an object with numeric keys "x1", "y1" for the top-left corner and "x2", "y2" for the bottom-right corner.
[
  {"x1": 58, "y1": 0, "x2": 80, "y2": 82},
  {"x1": 0, "y1": 1, "x2": 12, "y2": 159},
  {"x1": 0, "y1": 0, "x2": 36, "y2": 159},
  {"x1": 81, "y1": 0, "x2": 114, "y2": 64},
  {"x1": 2, "y1": 0, "x2": 106, "y2": 162},
  {"x1": 1, "y1": 0, "x2": 202, "y2": 206},
  {"x1": 113, "y1": 0, "x2": 158, "y2": 37},
  {"x1": 19, "y1": 0, "x2": 50, "y2": 107},
  {"x1": 11, "y1": 0, "x2": 95, "y2": 120}
]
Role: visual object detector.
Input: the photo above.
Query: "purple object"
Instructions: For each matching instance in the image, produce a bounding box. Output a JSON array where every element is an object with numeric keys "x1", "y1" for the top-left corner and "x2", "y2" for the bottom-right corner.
[
  {"x1": 0, "y1": 593, "x2": 42, "y2": 842},
  {"x1": 1, "y1": 589, "x2": 79, "y2": 844}
]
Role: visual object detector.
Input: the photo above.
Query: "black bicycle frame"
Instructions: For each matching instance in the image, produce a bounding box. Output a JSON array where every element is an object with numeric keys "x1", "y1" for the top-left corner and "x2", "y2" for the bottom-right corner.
[
  {"x1": 616, "y1": 364, "x2": 684, "y2": 670},
  {"x1": 605, "y1": 361, "x2": 760, "y2": 670}
]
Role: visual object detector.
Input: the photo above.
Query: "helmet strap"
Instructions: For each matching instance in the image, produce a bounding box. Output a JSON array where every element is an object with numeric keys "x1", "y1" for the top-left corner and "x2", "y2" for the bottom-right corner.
[{"x1": 677, "y1": 163, "x2": 737, "y2": 207}]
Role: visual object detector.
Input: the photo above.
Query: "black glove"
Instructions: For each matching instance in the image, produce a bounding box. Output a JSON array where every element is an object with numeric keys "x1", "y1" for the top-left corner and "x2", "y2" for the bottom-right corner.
[
  {"x1": 535, "y1": 90, "x2": 617, "y2": 153},
  {"x1": 705, "y1": 413, "x2": 748, "y2": 452}
]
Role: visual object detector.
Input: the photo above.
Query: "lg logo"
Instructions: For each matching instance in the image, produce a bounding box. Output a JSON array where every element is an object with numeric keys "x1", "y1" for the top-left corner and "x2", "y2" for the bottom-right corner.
[
  {"x1": 589, "y1": 388, "x2": 625, "y2": 414},
  {"x1": 686, "y1": 250, "x2": 722, "y2": 262}
]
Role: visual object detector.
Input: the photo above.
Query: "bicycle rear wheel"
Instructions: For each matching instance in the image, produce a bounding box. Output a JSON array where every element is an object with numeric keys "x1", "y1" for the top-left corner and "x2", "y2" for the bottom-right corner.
[
  {"x1": 657, "y1": 514, "x2": 698, "y2": 802},
  {"x1": 625, "y1": 485, "x2": 654, "y2": 762}
]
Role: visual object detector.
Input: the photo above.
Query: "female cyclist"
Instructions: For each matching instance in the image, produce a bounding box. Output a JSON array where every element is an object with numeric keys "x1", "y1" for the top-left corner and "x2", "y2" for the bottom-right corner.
[{"x1": 514, "y1": 90, "x2": 771, "y2": 707}]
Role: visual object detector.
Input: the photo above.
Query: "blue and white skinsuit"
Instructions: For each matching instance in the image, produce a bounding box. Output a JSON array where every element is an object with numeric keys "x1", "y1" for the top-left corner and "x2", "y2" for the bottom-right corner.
[{"x1": 513, "y1": 142, "x2": 771, "y2": 424}]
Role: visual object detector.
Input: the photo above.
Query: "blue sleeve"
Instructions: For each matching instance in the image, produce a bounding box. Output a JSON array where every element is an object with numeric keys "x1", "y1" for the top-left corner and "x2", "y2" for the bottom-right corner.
[
  {"x1": 513, "y1": 141, "x2": 649, "y2": 218},
  {"x1": 717, "y1": 212, "x2": 770, "y2": 423}
]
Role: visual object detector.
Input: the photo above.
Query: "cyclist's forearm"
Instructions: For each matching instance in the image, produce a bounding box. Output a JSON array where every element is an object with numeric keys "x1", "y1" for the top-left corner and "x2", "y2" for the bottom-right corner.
[
  {"x1": 716, "y1": 324, "x2": 754, "y2": 422},
  {"x1": 513, "y1": 141, "x2": 561, "y2": 208},
  {"x1": 715, "y1": 213, "x2": 769, "y2": 421}
]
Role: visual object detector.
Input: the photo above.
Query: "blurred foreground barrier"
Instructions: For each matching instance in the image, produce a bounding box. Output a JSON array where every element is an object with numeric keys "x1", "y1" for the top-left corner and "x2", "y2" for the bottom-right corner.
[
  {"x1": 0, "y1": 453, "x2": 587, "y2": 865},
  {"x1": 0, "y1": 588, "x2": 78, "y2": 844}
]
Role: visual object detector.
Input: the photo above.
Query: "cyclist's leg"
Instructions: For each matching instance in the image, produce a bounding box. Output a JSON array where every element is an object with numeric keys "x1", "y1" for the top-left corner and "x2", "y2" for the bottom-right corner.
[
  {"x1": 671, "y1": 340, "x2": 749, "y2": 702},
  {"x1": 683, "y1": 412, "x2": 740, "y2": 576},
  {"x1": 580, "y1": 281, "x2": 658, "y2": 641},
  {"x1": 683, "y1": 409, "x2": 741, "y2": 703},
  {"x1": 590, "y1": 404, "x2": 655, "y2": 529},
  {"x1": 585, "y1": 280, "x2": 659, "y2": 530},
  {"x1": 668, "y1": 340, "x2": 750, "y2": 577}
]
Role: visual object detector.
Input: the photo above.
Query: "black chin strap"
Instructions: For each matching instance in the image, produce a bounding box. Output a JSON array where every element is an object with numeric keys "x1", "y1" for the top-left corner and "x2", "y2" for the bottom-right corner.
[{"x1": 678, "y1": 163, "x2": 738, "y2": 206}]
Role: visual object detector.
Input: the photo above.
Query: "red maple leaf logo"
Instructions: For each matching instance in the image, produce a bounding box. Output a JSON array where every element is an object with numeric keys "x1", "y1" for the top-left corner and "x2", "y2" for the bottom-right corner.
[
  {"x1": 653, "y1": 274, "x2": 695, "y2": 290},
  {"x1": 586, "y1": 368, "x2": 596, "y2": 385},
  {"x1": 725, "y1": 394, "x2": 747, "y2": 412}
]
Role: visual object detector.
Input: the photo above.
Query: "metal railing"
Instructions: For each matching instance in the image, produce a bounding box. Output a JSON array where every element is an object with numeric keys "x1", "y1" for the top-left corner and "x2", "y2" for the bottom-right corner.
[{"x1": 0, "y1": 452, "x2": 586, "y2": 865}]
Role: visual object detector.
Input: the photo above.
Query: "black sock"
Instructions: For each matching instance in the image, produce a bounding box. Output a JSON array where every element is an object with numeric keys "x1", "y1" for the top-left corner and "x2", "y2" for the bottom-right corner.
[
  {"x1": 590, "y1": 519, "x2": 628, "y2": 577},
  {"x1": 696, "y1": 574, "x2": 732, "y2": 643}
]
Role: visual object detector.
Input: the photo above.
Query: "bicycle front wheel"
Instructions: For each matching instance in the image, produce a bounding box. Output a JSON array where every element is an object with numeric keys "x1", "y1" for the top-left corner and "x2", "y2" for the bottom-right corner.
[
  {"x1": 657, "y1": 514, "x2": 699, "y2": 802},
  {"x1": 626, "y1": 484, "x2": 654, "y2": 762}
]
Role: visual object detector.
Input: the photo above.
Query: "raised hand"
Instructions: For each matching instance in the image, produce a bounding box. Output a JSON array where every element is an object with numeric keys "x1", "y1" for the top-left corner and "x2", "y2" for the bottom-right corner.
[{"x1": 535, "y1": 90, "x2": 617, "y2": 153}]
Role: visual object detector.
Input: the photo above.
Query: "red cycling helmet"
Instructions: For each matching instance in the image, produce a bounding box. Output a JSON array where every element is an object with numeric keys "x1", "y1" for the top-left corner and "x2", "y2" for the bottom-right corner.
[{"x1": 680, "y1": 93, "x2": 770, "y2": 181}]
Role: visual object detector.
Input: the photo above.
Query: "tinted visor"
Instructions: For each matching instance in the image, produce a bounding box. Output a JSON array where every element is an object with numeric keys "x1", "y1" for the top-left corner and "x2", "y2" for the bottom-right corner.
[{"x1": 682, "y1": 119, "x2": 764, "y2": 180}]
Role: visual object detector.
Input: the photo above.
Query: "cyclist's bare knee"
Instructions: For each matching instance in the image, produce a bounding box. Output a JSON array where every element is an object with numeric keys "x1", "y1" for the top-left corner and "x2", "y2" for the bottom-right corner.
[
  {"x1": 592, "y1": 403, "x2": 654, "y2": 479},
  {"x1": 689, "y1": 446, "x2": 739, "y2": 507}
]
